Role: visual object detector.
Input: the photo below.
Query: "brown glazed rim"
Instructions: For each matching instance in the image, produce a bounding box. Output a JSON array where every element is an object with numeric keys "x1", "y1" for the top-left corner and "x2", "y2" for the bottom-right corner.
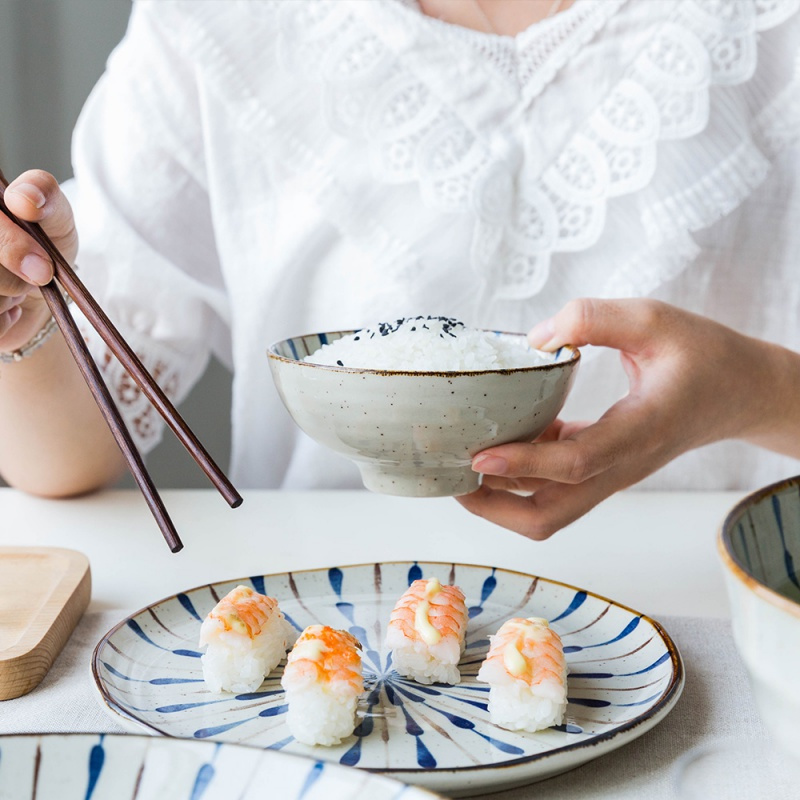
[
  {"x1": 92, "y1": 560, "x2": 683, "y2": 777},
  {"x1": 717, "y1": 474, "x2": 800, "y2": 619}
]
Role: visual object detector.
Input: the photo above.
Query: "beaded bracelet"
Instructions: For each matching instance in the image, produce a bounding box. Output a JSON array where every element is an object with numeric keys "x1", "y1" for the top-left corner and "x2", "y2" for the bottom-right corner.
[{"x1": 0, "y1": 294, "x2": 73, "y2": 364}]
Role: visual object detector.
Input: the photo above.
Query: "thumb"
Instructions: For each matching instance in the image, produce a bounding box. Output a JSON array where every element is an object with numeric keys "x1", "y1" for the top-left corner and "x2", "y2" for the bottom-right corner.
[
  {"x1": 4, "y1": 169, "x2": 77, "y2": 249},
  {"x1": 527, "y1": 298, "x2": 676, "y2": 355}
]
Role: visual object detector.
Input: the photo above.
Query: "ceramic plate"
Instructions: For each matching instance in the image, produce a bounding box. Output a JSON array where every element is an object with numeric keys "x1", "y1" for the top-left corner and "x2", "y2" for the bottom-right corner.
[
  {"x1": 93, "y1": 562, "x2": 684, "y2": 797},
  {"x1": 0, "y1": 733, "x2": 440, "y2": 799}
]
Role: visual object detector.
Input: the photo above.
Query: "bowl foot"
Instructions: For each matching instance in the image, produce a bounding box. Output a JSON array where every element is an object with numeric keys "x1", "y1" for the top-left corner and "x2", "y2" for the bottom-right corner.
[{"x1": 357, "y1": 464, "x2": 480, "y2": 498}]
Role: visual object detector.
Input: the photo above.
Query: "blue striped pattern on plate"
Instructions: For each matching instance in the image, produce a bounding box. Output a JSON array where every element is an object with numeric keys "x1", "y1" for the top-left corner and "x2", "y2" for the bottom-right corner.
[
  {"x1": 0, "y1": 733, "x2": 439, "y2": 799},
  {"x1": 92, "y1": 562, "x2": 683, "y2": 796}
]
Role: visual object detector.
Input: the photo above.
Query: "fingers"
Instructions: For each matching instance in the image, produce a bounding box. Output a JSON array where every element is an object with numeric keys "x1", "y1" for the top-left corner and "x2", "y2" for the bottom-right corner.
[
  {"x1": 0, "y1": 295, "x2": 25, "y2": 312},
  {"x1": 479, "y1": 474, "x2": 550, "y2": 493},
  {"x1": 473, "y1": 402, "x2": 644, "y2": 485},
  {"x1": 472, "y1": 439, "x2": 590, "y2": 484},
  {"x1": 471, "y1": 418, "x2": 589, "y2": 479},
  {"x1": 527, "y1": 297, "x2": 680, "y2": 355},
  {"x1": 0, "y1": 225, "x2": 52, "y2": 291},
  {"x1": 0, "y1": 170, "x2": 77, "y2": 291},
  {"x1": 0, "y1": 298, "x2": 24, "y2": 338},
  {"x1": 460, "y1": 297, "x2": 722, "y2": 539},
  {"x1": 5, "y1": 170, "x2": 75, "y2": 241},
  {"x1": 456, "y1": 472, "x2": 624, "y2": 540},
  {"x1": 462, "y1": 398, "x2": 674, "y2": 538}
]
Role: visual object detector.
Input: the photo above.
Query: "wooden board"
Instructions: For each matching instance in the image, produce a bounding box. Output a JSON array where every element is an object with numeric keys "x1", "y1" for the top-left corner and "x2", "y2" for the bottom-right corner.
[{"x1": 0, "y1": 547, "x2": 91, "y2": 701}]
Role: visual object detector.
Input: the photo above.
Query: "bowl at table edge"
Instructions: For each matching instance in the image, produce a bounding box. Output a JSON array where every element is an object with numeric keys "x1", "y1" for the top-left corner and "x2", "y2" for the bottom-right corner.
[
  {"x1": 267, "y1": 329, "x2": 579, "y2": 497},
  {"x1": 718, "y1": 474, "x2": 800, "y2": 761},
  {"x1": 0, "y1": 733, "x2": 444, "y2": 800}
]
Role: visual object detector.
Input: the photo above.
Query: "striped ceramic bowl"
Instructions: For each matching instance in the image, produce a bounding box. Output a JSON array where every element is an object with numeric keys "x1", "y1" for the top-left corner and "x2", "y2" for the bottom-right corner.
[
  {"x1": 718, "y1": 475, "x2": 800, "y2": 761},
  {"x1": 0, "y1": 733, "x2": 442, "y2": 799}
]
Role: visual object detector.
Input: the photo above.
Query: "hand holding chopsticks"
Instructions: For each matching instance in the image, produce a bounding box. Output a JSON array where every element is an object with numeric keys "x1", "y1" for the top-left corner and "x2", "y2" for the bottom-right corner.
[{"x1": 0, "y1": 169, "x2": 242, "y2": 552}]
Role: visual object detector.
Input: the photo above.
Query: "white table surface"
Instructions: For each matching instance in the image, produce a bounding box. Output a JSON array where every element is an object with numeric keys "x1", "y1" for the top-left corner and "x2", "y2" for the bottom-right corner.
[
  {"x1": 1, "y1": 487, "x2": 771, "y2": 799},
  {"x1": 0, "y1": 487, "x2": 742, "y2": 617}
]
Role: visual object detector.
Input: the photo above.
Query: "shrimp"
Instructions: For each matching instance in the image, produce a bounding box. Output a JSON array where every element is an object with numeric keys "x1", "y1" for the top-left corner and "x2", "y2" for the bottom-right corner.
[
  {"x1": 282, "y1": 625, "x2": 363, "y2": 693},
  {"x1": 477, "y1": 617, "x2": 567, "y2": 732},
  {"x1": 199, "y1": 585, "x2": 281, "y2": 643},
  {"x1": 385, "y1": 577, "x2": 468, "y2": 685},
  {"x1": 198, "y1": 585, "x2": 291, "y2": 694},
  {"x1": 281, "y1": 625, "x2": 364, "y2": 746}
]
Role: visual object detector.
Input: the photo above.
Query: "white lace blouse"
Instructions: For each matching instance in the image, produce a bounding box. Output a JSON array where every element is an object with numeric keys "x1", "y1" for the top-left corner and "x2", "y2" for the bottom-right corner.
[{"x1": 66, "y1": 0, "x2": 800, "y2": 491}]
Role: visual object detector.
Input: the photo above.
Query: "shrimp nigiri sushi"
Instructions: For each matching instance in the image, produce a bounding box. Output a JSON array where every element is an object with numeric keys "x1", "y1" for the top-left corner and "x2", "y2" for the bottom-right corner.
[
  {"x1": 199, "y1": 585, "x2": 292, "y2": 694},
  {"x1": 477, "y1": 616, "x2": 567, "y2": 732},
  {"x1": 281, "y1": 625, "x2": 363, "y2": 746},
  {"x1": 385, "y1": 577, "x2": 468, "y2": 685}
]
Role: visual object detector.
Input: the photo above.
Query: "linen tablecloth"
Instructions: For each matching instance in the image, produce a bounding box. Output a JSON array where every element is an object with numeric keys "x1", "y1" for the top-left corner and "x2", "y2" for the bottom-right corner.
[{"x1": 0, "y1": 612, "x2": 769, "y2": 799}]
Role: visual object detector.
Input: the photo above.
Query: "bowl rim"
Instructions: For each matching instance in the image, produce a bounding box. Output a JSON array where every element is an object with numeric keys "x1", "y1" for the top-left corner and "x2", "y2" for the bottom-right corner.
[
  {"x1": 717, "y1": 473, "x2": 800, "y2": 618},
  {"x1": 266, "y1": 328, "x2": 581, "y2": 376}
]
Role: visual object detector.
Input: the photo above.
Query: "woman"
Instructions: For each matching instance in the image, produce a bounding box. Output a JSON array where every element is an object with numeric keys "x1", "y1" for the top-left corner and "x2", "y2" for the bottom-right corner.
[{"x1": 1, "y1": 0, "x2": 799, "y2": 538}]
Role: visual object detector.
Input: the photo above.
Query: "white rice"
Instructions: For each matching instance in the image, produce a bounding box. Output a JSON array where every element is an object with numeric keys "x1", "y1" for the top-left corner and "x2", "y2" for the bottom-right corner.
[
  {"x1": 199, "y1": 615, "x2": 293, "y2": 694},
  {"x1": 477, "y1": 644, "x2": 568, "y2": 732},
  {"x1": 283, "y1": 686, "x2": 361, "y2": 746},
  {"x1": 385, "y1": 628, "x2": 464, "y2": 685},
  {"x1": 482, "y1": 680, "x2": 567, "y2": 732},
  {"x1": 303, "y1": 316, "x2": 549, "y2": 371}
]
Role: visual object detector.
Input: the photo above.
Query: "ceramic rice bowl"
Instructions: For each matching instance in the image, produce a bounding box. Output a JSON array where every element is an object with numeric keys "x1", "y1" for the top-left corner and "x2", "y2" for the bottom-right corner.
[
  {"x1": 718, "y1": 475, "x2": 800, "y2": 761},
  {"x1": 268, "y1": 330, "x2": 579, "y2": 497}
]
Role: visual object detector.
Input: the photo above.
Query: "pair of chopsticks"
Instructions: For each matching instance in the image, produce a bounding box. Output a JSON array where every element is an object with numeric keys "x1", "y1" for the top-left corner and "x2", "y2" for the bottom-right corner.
[{"x1": 0, "y1": 170, "x2": 242, "y2": 553}]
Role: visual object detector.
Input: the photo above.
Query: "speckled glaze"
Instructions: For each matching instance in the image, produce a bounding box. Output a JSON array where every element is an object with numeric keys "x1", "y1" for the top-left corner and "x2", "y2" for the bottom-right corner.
[
  {"x1": 92, "y1": 561, "x2": 684, "y2": 798},
  {"x1": 0, "y1": 733, "x2": 440, "y2": 799},
  {"x1": 718, "y1": 475, "x2": 800, "y2": 762},
  {"x1": 267, "y1": 331, "x2": 579, "y2": 497}
]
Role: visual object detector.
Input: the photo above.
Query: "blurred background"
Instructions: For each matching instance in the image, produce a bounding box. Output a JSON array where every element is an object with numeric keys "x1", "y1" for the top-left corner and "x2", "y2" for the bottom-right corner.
[{"x1": 0, "y1": 0, "x2": 233, "y2": 489}]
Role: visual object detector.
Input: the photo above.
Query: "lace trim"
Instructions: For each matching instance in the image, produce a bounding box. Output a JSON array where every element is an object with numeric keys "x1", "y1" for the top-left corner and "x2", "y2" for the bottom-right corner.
[
  {"x1": 643, "y1": 142, "x2": 772, "y2": 249},
  {"x1": 518, "y1": 3, "x2": 625, "y2": 100},
  {"x1": 188, "y1": 3, "x2": 425, "y2": 296},
  {"x1": 480, "y1": 0, "x2": 800, "y2": 300},
  {"x1": 393, "y1": 0, "x2": 625, "y2": 103},
  {"x1": 274, "y1": 0, "x2": 800, "y2": 306},
  {"x1": 75, "y1": 318, "x2": 186, "y2": 453},
  {"x1": 603, "y1": 229, "x2": 703, "y2": 299},
  {"x1": 180, "y1": 0, "x2": 800, "y2": 315}
]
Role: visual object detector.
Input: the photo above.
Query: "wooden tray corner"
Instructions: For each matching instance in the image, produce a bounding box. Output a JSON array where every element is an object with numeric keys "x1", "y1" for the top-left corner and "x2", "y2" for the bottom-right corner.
[{"x1": 0, "y1": 546, "x2": 91, "y2": 701}]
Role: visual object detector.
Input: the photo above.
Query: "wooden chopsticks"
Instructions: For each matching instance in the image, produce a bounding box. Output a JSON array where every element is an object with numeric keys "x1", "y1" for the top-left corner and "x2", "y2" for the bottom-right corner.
[{"x1": 0, "y1": 171, "x2": 242, "y2": 553}]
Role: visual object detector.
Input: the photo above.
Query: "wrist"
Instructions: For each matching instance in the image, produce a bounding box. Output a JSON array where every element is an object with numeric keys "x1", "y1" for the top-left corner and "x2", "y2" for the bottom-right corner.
[
  {"x1": 0, "y1": 314, "x2": 59, "y2": 363},
  {"x1": 0, "y1": 297, "x2": 69, "y2": 364},
  {"x1": 740, "y1": 338, "x2": 800, "y2": 457}
]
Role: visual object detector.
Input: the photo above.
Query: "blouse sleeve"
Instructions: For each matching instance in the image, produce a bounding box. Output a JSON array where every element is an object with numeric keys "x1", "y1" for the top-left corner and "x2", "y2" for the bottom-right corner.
[{"x1": 64, "y1": 1, "x2": 230, "y2": 453}]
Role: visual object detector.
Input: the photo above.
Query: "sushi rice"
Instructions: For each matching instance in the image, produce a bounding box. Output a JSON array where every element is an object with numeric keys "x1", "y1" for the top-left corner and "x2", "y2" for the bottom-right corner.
[
  {"x1": 281, "y1": 625, "x2": 364, "y2": 746},
  {"x1": 477, "y1": 616, "x2": 567, "y2": 732},
  {"x1": 385, "y1": 577, "x2": 468, "y2": 685},
  {"x1": 199, "y1": 585, "x2": 293, "y2": 694}
]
